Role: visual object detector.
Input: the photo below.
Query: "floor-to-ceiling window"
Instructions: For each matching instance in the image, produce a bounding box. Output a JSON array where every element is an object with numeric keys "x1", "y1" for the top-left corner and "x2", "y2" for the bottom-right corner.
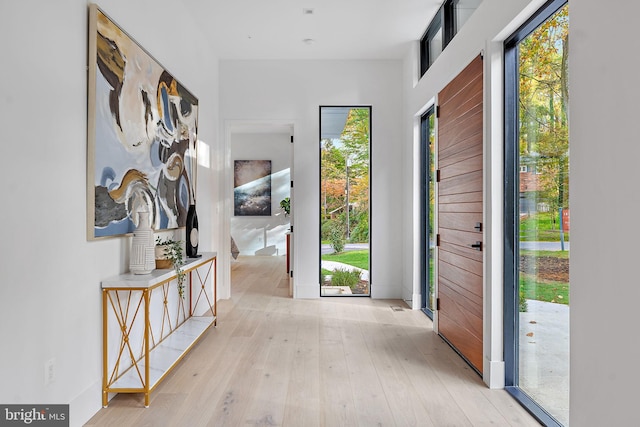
[
  {"x1": 504, "y1": 1, "x2": 569, "y2": 425},
  {"x1": 420, "y1": 108, "x2": 436, "y2": 317},
  {"x1": 319, "y1": 106, "x2": 371, "y2": 296}
]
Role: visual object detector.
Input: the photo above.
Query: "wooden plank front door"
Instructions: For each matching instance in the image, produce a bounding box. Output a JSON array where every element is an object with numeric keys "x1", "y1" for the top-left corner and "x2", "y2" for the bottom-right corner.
[{"x1": 437, "y1": 55, "x2": 484, "y2": 373}]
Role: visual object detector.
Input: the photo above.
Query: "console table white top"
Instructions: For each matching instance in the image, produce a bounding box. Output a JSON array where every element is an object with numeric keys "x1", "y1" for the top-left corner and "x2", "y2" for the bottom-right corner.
[{"x1": 101, "y1": 252, "x2": 217, "y2": 289}]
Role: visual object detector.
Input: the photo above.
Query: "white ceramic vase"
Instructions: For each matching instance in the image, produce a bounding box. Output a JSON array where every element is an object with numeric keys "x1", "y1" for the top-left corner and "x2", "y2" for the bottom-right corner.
[{"x1": 130, "y1": 210, "x2": 155, "y2": 274}]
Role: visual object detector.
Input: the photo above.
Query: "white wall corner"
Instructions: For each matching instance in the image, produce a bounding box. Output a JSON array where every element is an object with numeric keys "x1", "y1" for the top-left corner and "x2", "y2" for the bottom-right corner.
[{"x1": 217, "y1": 259, "x2": 231, "y2": 300}]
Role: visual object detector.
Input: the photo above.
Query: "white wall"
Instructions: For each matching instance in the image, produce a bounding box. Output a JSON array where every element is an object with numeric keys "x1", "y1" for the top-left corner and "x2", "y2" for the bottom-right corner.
[
  {"x1": 0, "y1": 1, "x2": 220, "y2": 426},
  {"x1": 220, "y1": 60, "x2": 404, "y2": 299},
  {"x1": 570, "y1": 0, "x2": 640, "y2": 424},
  {"x1": 231, "y1": 132, "x2": 291, "y2": 256}
]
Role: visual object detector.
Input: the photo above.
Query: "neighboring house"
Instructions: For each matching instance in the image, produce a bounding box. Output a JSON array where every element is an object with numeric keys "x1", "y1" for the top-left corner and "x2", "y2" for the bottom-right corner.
[{"x1": 519, "y1": 160, "x2": 542, "y2": 216}]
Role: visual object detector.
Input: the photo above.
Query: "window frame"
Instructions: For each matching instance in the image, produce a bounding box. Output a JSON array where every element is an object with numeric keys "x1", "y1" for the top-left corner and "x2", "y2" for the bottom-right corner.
[
  {"x1": 318, "y1": 105, "x2": 372, "y2": 297},
  {"x1": 419, "y1": 0, "x2": 463, "y2": 77},
  {"x1": 503, "y1": 0, "x2": 568, "y2": 425},
  {"x1": 420, "y1": 106, "x2": 436, "y2": 318}
]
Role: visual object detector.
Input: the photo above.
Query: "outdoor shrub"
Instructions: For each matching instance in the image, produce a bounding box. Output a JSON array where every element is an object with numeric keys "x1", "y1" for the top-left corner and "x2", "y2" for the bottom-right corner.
[
  {"x1": 329, "y1": 222, "x2": 346, "y2": 253},
  {"x1": 519, "y1": 290, "x2": 528, "y2": 312},
  {"x1": 349, "y1": 213, "x2": 369, "y2": 243},
  {"x1": 321, "y1": 219, "x2": 333, "y2": 241},
  {"x1": 331, "y1": 268, "x2": 360, "y2": 289}
]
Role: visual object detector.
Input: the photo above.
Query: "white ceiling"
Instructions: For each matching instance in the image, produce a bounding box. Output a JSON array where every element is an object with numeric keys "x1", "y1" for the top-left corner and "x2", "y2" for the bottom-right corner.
[{"x1": 183, "y1": 0, "x2": 441, "y2": 60}]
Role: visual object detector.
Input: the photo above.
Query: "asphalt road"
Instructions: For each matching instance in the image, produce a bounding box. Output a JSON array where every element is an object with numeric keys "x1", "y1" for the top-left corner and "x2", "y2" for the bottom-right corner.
[{"x1": 520, "y1": 241, "x2": 570, "y2": 251}]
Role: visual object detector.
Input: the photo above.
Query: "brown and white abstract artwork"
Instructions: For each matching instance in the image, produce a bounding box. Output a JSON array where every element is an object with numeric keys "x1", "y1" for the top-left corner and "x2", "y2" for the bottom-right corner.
[{"x1": 87, "y1": 4, "x2": 198, "y2": 239}]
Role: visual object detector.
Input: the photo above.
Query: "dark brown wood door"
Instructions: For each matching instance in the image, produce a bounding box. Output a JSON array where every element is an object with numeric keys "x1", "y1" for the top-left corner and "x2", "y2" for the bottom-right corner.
[{"x1": 437, "y1": 55, "x2": 483, "y2": 373}]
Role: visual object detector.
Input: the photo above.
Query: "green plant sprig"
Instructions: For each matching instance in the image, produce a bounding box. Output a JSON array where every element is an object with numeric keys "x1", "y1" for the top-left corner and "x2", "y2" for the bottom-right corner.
[{"x1": 156, "y1": 237, "x2": 186, "y2": 299}]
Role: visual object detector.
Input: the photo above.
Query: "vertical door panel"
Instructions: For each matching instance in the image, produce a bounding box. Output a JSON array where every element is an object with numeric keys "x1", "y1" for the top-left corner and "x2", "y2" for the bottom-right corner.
[{"x1": 437, "y1": 54, "x2": 484, "y2": 373}]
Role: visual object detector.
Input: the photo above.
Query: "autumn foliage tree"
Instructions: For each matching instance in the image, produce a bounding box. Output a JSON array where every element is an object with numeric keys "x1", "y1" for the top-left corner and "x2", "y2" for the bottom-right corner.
[
  {"x1": 320, "y1": 108, "x2": 370, "y2": 245},
  {"x1": 519, "y1": 5, "x2": 569, "y2": 221}
]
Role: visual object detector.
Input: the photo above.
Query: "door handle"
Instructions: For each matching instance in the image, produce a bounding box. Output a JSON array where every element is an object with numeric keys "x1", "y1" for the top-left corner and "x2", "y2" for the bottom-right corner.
[
  {"x1": 470, "y1": 241, "x2": 482, "y2": 251},
  {"x1": 474, "y1": 222, "x2": 482, "y2": 231}
]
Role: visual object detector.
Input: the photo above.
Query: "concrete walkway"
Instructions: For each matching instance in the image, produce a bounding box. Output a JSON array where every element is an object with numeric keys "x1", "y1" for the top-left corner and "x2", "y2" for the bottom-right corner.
[
  {"x1": 519, "y1": 299, "x2": 570, "y2": 425},
  {"x1": 321, "y1": 260, "x2": 369, "y2": 281}
]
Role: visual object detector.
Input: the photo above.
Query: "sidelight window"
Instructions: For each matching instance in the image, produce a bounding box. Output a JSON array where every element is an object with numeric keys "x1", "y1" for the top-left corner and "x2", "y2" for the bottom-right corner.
[{"x1": 504, "y1": 0, "x2": 569, "y2": 425}]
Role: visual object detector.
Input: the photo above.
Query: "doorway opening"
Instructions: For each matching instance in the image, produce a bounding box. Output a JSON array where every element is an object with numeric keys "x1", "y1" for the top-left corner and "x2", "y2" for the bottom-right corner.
[{"x1": 225, "y1": 121, "x2": 294, "y2": 299}]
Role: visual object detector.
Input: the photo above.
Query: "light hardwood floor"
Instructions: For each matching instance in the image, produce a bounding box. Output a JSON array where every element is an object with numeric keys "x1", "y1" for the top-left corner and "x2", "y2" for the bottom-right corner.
[{"x1": 86, "y1": 255, "x2": 540, "y2": 426}]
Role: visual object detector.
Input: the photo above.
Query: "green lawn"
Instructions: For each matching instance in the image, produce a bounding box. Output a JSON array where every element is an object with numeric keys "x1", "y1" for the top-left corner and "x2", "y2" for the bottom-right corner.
[
  {"x1": 320, "y1": 247, "x2": 569, "y2": 306},
  {"x1": 520, "y1": 212, "x2": 569, "y2": 242},
  {"x1": 521, "y1": 276, "x2": 569, "y2": 305},
  {"x1": 321, "y1": 250, "x2": 369, "y2": 270}
]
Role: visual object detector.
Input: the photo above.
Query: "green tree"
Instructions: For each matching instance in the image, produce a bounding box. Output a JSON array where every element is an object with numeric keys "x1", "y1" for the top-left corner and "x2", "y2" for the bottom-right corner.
[
  {"x1": 321, "y1": 138, "x2": 346, "y2": 217},
  {"x1": 340, "y1": 108, "x2": 370, "y2": 242},
  {"x1": 519, "y1": 5, "x2": 569, "y2": 220},
  {"x1": 320, "y1": 108, "x2": 370, "y2": 243},
  {"x1": 341, "y1": 108, "x2": 370, "y2": 178}
]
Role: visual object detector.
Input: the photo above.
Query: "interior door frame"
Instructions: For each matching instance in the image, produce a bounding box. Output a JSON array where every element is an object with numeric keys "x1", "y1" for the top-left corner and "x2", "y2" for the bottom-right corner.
[{"x1": 222, "y1": 119, "x2": 295, "y2": 300}]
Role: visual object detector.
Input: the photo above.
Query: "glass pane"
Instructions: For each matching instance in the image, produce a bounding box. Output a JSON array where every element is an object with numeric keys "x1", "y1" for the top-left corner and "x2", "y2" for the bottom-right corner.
[
  {"x1": 427, "y1": 113, "x2": 436, "y2": 310},
  {"x1": 517, "y1": 4, "x2": 569, "y2": 425},
  {"x1": 429, "y1": 26, "x2": 443, "y2": 66},
  {"x1": 320, "y1": 107, "x2": 370, "y2": 296},
  {"x1": 454, "y1": 0, "x2": 483, "y2": 32}
]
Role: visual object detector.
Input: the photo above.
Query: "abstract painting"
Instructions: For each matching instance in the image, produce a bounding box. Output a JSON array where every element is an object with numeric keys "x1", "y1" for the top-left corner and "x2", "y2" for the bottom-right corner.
[
  {"x1": 234, "y1": 160, "x2": 272, "y2": 216},
  {"x1": 87, "y1": 4, "x2": 198, "y2": 239}
]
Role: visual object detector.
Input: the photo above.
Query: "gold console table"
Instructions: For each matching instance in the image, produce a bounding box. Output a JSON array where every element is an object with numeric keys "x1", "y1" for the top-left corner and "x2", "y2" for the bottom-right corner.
[{"x1": 101, "y1": 252, "x2": 217, "y2": 407}]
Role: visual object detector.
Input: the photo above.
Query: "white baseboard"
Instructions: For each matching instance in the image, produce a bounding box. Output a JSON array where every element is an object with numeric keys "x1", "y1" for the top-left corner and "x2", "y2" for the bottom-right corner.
[
  {"x1": 484, "y1": 359, "x2": 505, "y2": 389},
  {"x1": 370, "y1": 284, "x2": 402, "y2": 299},
  {"x1": 294, "y1": 283, "x2": 320, "y2": 299},
  {"x1": 69, "y1": 380, "x2": 104, "y2": 427}
]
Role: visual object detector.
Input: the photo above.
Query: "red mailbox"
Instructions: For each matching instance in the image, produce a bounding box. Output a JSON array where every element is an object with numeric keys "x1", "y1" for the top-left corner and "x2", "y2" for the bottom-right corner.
[{"x1": 562, "y1": 208, "x2": 570, "y2": 232}]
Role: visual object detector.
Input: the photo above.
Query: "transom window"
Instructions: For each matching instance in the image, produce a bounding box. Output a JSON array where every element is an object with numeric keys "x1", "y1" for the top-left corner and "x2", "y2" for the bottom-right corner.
[{"x1": 419, "y1": 0, "x2": 483, "y2": 76}]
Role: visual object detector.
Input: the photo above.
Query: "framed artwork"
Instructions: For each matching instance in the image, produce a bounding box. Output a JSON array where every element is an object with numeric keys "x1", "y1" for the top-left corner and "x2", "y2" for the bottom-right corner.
[
  {"x1": 234, "y1": 160, "x2": 272, "y2": 216},
  {"x1": 87, "y1": 4, "x2": 198, "y2": 240}
]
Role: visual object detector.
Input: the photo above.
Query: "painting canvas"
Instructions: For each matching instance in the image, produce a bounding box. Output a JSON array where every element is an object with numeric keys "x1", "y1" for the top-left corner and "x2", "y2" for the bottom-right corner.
[
  {"x1": 87, "y1": 4, "x2": 198, "y2": 239},
  {"x1": 234, "y1": 160, "x2": 272, "y2": 216}
]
